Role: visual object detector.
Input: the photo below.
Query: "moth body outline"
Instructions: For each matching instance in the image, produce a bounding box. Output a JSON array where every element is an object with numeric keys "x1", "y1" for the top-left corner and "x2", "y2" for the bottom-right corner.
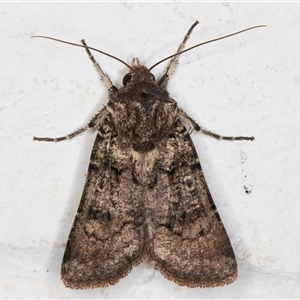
[{"x1": 34, "y1": 21, "x2": 262, "y2": 289}]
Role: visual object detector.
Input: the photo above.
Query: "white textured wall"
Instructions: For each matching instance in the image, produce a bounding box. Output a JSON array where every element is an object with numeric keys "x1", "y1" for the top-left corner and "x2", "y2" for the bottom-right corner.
[{"x1": 1, "y1": 2, "x2": 299, "y2": 298}]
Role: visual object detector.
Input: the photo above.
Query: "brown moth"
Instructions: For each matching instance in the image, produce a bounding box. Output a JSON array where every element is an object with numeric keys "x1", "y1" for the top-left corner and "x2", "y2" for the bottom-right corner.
[{"x1": 33, "y1": 21, "x2": 265, "y2": 289}]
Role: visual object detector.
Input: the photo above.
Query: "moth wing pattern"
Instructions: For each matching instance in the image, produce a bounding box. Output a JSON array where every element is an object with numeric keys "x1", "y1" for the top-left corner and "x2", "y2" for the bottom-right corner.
[
  {"x1": 61, "y1": 111, "x2": 237, "y2": 289},
  {"x1": 145, "y1": 119, "x2": 237, "y2": 287},
  {"x1": 61, "y1": 109, "x2": 145, "y2": 289}
]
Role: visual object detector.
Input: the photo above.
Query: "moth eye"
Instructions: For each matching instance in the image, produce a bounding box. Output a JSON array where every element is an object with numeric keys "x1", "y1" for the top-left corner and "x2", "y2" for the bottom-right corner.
[{"x1": 123, "y1": 73, "x2": 132, "y2": 86}]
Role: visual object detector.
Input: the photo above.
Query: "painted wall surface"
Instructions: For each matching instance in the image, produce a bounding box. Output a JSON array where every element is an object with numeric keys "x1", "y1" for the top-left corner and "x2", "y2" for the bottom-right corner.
[{"x1": 1, "y1": 2, "x2": 299, "y2": 298}]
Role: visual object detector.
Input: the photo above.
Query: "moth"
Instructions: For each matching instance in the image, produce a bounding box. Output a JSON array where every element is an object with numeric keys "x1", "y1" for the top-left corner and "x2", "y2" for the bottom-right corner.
[{"x1": 33, "y1": 21, "x2": 265, "y2": 289}]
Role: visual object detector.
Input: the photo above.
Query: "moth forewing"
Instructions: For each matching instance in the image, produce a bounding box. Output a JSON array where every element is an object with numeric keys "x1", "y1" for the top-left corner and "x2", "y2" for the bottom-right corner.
[{"x1": 33, "y1": 21, "x2": 264, "y2": 289}]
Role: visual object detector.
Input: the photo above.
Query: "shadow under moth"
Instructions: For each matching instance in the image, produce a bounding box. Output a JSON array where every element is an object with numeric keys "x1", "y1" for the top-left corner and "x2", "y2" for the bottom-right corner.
[{"x1": 33, "y1": 21, "x2": 265, "y2": 289}]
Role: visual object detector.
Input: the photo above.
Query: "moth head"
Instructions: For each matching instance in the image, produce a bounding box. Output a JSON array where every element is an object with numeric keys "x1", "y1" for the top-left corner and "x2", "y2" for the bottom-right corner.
[
  {"x1": 122, "y1": 57, "x2": 155, "y2": 86},
  {"x1": 32, "y1": 25, "x2": 265, "y2": 90}
]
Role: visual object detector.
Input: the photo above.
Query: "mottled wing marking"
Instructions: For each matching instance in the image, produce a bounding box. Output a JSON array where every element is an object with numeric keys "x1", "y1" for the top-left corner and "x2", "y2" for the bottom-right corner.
[
  {"x1": 145, "y1": 119, "x2": 237, "y2": 287},
  {"x1": 61, "y1": 111, "x2": 145, "y2": 289}
]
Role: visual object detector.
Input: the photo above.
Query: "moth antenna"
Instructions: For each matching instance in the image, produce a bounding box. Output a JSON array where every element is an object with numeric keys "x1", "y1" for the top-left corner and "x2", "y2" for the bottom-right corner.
[
  {"x1": 31, "y1": 35, "x2": 133, "y2": 71},
  {"x1": 149, "y1": 24, "x2": 266, "y2": 71}
]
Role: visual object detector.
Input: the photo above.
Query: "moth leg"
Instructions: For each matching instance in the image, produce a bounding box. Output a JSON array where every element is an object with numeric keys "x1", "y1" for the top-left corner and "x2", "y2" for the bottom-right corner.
[
  {"x1": 33, "y1": 107, "x2": 108, "y2": 142},
  {"x1": 158, "y1": 21, "x2": 199, "y2": 87},
  {"x1": 80, "y1": 39, "x2": 116, "y2": 91},
  {"x1": 178, "y1": 109, "x2": 254, "y2": 141}
]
